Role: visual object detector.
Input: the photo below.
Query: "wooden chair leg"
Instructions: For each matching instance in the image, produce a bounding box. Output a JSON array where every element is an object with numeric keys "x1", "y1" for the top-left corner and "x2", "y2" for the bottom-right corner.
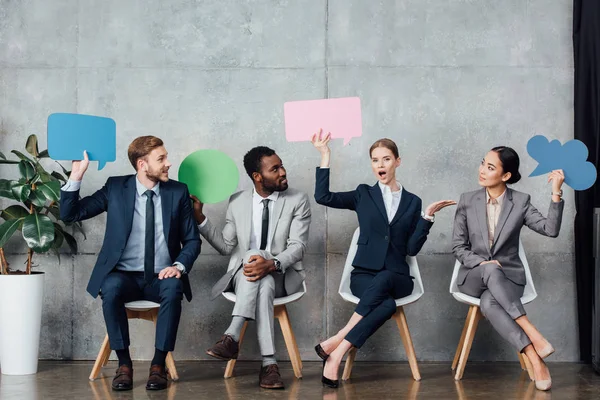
[
  {"x1": 454, "y1": 306, "x2": 481, "y2": 381},
  {"x1": 452, "y1": 306, "x2": 474, "y2": 371},
  {"x1": 518, "y1": 351, "x2": 527, "y2": 370},
  {"x1": 89, "y1": 334, "x2": 112, "y2": 381},
  {"x1": 224, "y1": 321, "x2": 248, "y2": 378},
  {"x1": 520, "y1": 352, "x2": 535, "y2": 381},
  {"x1": 393, "y1": 307, "x2": 421, "y2": 381},
  {"x1": 342, "y1": 347, "x2": 357, "y2": 381},
  {"x1": 275, "y1": 305, "x2": 303, "y2": 379},
  {"x1": 166, "y1": 352, "x2": 179, "y2": 381}
]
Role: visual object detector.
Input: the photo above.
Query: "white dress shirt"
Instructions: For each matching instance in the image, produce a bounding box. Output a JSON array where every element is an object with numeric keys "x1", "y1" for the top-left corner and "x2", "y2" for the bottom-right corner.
[
  {"x1": 378, "y1": 181, "x2": 403, "y2": 223},
  {"x1": 249, "y1": 190, "x2": 279, "y2": 252}
]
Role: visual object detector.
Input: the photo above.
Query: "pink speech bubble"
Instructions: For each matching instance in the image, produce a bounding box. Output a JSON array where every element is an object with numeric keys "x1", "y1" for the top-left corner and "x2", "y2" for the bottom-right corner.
[{"x1": 284, "y1": 97, "x2": 362, "y2": 146}]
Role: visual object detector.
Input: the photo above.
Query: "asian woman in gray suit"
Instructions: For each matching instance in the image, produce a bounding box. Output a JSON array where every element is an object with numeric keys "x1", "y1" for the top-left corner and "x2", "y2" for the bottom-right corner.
[{"x1": 452, "y1": 146, "x2": 565, "y2": 391}]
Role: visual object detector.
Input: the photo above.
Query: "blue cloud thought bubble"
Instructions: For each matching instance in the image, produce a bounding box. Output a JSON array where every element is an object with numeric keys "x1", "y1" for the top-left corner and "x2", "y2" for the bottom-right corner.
[
  {"x1": 527, "y1": 135, "x2": 597, "y2": 191},
  {"x1": 47, "y1": 113, "x2": 116, "y2": 170}
]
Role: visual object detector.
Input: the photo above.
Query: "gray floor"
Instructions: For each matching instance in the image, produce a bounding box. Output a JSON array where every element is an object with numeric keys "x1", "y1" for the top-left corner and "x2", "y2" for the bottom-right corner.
[{"x1": 1, "y1": 361, "x2": 599, "y2": 399}]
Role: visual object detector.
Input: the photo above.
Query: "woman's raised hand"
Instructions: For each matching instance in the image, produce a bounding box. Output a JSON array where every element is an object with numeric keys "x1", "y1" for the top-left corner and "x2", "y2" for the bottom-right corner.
[{"x1": 311, "y1": 128, "x2": 332, "y2": 154}]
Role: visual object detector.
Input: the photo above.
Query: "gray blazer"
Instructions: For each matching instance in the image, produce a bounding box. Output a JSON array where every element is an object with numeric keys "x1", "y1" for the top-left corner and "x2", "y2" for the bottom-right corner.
[
  {"x1": 200, "y1": 187, "x2": 311, "y2": 299},
  {"x1": 452, "y1": 188, "x2": 564, "y2": 286}
]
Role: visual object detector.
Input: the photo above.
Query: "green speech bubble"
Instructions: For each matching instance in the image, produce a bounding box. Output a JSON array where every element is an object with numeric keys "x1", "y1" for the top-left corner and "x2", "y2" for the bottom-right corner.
[{"x1": 178, "y1": 149, "x2": 239, "y2": 204}]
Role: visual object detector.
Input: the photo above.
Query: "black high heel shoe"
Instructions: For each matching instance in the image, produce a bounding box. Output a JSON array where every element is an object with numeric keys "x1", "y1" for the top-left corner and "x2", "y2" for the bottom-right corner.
[
  {"x1": 314, "y1": 344, "x2": 329, "y2": 361},
  {"x1": 321, "y1": 359, "x2": 339, "y2": 388}
]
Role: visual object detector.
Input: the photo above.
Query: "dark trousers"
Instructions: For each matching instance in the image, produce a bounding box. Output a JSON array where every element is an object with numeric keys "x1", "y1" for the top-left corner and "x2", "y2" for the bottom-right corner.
[
  {"x1": 346, "y1": 267, "x2": 414, "y2": 348},
  {"x1": 100, "y1": 271, "x2": 184, "y2": 352}
]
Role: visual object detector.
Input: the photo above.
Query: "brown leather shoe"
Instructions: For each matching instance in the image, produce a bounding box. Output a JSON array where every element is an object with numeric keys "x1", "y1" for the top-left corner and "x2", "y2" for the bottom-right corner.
[
  {"x1": 111, "y1": 364, "x2": 133, "y2": 391},
  {"x1": 146, "y1": 364, "x2": 168, "y2": 391},
  {"x1": 259, "y1": 364, "x2": 285, "y2": 389},
  {"x1": 206, "y1": 334, "x2": 239, "y2": 361}
]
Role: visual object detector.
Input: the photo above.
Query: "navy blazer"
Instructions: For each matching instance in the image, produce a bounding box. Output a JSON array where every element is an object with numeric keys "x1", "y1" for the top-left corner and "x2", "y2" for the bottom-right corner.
[
  {"x1": 315, "y1": 168, "x2": 433, "y2": 275},
  {"x1": 60, "y1": 175, "x2": 201, "y2": 301}
]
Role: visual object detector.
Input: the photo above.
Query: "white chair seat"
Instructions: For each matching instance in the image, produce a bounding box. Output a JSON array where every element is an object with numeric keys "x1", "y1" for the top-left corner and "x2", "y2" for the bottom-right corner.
[
  {"x1": 124, "y1": 300, "x2": 161, "y2": 311},
  {"x1": 448, "y1": 240, "x2": 537, "y2": 306},
  {"x1": 338, "y1": 228, "x2": 424, "y2": 306},
  {"x1": 222, "y1": 281, "x2": 307, "y2": 306}
]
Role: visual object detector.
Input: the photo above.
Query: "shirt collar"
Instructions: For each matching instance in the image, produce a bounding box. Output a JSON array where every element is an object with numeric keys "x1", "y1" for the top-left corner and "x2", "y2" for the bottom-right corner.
[
  {"x1": 486, "y1": 189, "x2": 506, "y2": 205},
  {"x1": 253, "y1": 189, "x2": 279, "y2": 204},
  {"x1": 135, "y1": 175, "x2": 160, "y2": 197},
  {"x1": 378, "y1": 181, "x2": 403, "y2": 196}
]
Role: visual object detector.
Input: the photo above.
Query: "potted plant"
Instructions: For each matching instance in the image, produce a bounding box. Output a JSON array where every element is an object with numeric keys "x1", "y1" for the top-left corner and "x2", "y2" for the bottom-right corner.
[{"x1": 0, "y1": 134, "x2": 82, "y2": 375}]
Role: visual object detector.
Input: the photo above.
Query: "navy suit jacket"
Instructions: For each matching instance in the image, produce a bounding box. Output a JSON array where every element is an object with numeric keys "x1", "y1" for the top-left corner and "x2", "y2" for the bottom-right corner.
[
  {"x1": 315, "y1": 168, "x2": 432, "y2": 276},
  {"x1": 60, "y1": 175, "x2": 201, "y2": 301}
]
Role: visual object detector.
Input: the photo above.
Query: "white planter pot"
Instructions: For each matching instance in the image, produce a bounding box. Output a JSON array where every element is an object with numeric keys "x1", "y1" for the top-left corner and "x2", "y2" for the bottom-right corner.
[{"x1": 0, "y1": 272, "x2": 44, "y2": 375}]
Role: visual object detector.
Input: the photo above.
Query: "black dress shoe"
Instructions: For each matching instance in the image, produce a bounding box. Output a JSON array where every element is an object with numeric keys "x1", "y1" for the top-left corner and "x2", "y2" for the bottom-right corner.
[
  {"x1": 314, "y1": 344, "x2": 329, "y2": 361},
  {"x1": 112, "y1": 365, "x2": 133, "y2": 391},
  {"x1": 321, "y1": 360, "x2": 339, "y2": 388}
]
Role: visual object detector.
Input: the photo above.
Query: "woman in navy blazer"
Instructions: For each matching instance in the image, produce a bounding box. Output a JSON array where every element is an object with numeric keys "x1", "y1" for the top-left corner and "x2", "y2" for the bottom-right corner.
[{"x1": 311, "y1": 131, "x2": 455, "y2": 387}]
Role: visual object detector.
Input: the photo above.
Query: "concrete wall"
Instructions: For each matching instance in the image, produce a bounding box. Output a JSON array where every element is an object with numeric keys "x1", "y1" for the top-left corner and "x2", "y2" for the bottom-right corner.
[{"x1": 0, "y1": 0, "x2": 577, "y2": 362}]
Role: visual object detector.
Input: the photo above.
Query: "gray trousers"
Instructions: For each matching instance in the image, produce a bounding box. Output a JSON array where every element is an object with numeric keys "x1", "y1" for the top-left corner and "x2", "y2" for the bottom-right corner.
[
  {"x1": 230, "y1": 250, "x2": 286, "y2": 356},
  {"x1": 458, "y1": 262, "x2": 531, "y2": 352}
]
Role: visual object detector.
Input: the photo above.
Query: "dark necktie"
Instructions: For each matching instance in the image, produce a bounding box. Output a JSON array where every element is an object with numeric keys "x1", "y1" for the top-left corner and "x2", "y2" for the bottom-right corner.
[
  {"x1": 144, "y1": 190, "x2": 155, "y2": 284},
  {"x1": 260, "y1": 199, "x2": 270, "y2": 250}
]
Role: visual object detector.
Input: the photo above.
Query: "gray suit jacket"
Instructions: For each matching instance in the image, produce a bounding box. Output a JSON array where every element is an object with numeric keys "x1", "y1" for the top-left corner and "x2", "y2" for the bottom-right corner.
[
  {"x1": 199, "y1": 187, "x2": 311, "y2": 299},
  {"x1": 452, "y1": 188, "x2": 564, "y2": 286}
]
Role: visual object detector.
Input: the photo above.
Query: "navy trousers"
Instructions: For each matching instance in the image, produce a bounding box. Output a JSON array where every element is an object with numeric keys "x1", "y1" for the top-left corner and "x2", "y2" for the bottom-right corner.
[
  {"x1": 346, "y1": 267, "x2": 414, "y2": 348},
  {"x1": 100, "y1": 271, "x2": 183, "y2": 352}
]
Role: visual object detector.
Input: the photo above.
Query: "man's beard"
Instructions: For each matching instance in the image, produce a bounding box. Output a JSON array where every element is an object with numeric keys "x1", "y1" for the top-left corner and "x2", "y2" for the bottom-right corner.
[
  {"x1": 146, "y1": 167, "x2": 169, "y2": 183},
  {"x1": 263, "y1": 177, "x2": 288, "y2": 192}
]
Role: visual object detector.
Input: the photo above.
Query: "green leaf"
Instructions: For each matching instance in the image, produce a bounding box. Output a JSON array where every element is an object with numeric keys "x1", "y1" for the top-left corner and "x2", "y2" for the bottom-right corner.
[
  {"x1": 52, "y1": 223, "x2": 65, "y2": 249},
  {"x1": 1, "y1": 205, "x2": 29, "y2": 221},
  {"x1": 0, "y1": 218, "x2": 24, "y2": 248},
  {"x1": 63, "y1": 231, "x2": 78, "y2": 254},
  {"x1": 46, "y1": 204, "x2": 61, "y2": 221},
  {"x1": 38, "y1": 150, "x2": 49, "y2": 158},
  {"x1": 51, "y1": 171, "x2": 67, "y2": 183},
  {"x1": 25, "y1": 135, "x2": 39, "y2": 157},
  {"x1": 0, "y1": 179, "x2": 17, "y2": 200},
  {"x1": 22, "y1": 213, "x2": 54, "y2": 253},
  {"x1": 11, "y1": 150, "x2": 33, "y2": 162},
  {"x1": 55, "y1": 161, "x2": 70, "y2": 178},
  {"x1": 18, "y1": 160, "x2": 36, "y2": 181},
  {"x1": 11, "y1": 182, "x2": 31, "y2": 202},
  {"x1": 28, "y1": 189, "x2": 46, "y2": 207},
  {"x1": 37, "y1": 181, "x2": 60, "y2": 202},
  {"x1": 71, "y1": 221, "x2": 86, "y2": 240},
  {"x1": 50, "y1": 247, "x2": 61, "y2": 264}
]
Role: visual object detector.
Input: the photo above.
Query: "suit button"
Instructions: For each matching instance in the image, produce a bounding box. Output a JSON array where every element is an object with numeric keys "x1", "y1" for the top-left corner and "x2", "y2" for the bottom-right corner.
[{"x1": 385, "y1": 236, "x2": 389, "y2": 241}]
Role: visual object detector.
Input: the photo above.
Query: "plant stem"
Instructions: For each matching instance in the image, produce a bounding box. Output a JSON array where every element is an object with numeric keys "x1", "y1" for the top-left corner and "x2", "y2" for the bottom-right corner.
[
  {"x1": 0, "y1": 248, "x2": 8, "y2": 275},
  {"x1": 27, "y1": 193, "x2": 34, "y2": 275}
]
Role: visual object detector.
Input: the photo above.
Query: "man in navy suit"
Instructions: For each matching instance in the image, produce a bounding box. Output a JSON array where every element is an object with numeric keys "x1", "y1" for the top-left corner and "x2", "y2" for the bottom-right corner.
[{"x1": 60, "y1": 136, "x2": 201, "y2": 391}]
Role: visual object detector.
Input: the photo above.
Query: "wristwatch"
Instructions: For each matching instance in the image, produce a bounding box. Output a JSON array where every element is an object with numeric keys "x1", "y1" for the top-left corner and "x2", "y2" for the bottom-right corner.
[
  {"x1": 273, "y1": 258, "x2": 282, "y2": 274},
  {"x1": 552, "y1": 190, "x2": 563, "y2": 197}
]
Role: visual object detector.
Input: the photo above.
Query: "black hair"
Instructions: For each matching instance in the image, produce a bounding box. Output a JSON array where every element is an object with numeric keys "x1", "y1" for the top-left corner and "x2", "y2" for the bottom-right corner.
[
  {"x1": 243, "y1": 146, "x2": 276, "y2": 179},
  {"x1": 491, "y1": 146, "x2": 521, "y2": 184}
]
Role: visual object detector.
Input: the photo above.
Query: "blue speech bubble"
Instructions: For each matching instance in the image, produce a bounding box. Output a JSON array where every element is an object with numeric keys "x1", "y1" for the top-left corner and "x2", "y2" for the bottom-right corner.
[
  {"x1": 47, "y1": 113, "x2": 116, "y2": 170},
  {"x1": 527, "y1": 135, "x2": 597, "y2": 191}
]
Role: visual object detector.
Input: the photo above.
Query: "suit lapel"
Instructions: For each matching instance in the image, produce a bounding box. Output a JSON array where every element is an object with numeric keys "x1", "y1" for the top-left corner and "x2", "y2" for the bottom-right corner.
[
  {"x1": 474, "y1": 188, "x2": 491, "y2": 256},
  {"x1": 390, "y1": 189, "x2": 413, "y2": 226},
  {"x1": 269, "y1": 192, "x2": 286, "y2": 245},
  {"x1": 161, "y1": 181, "x2": 173, "y2": 243},
  {"x1": 368, "y1": 184, "x2": 389, "y2": 223},
  {"x1": 492, "y1": 188, "x2": 514, "y2": 251},
  {"x1": 123, "y1": 176, "x2": 137, "y2": 239}
]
